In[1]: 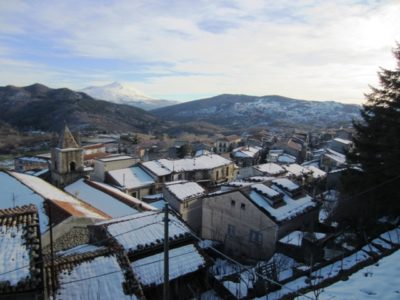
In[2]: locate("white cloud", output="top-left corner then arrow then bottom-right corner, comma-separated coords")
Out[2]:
0,0 -> 399,103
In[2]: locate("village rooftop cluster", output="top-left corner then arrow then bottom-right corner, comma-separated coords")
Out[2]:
0,125 -> 399,299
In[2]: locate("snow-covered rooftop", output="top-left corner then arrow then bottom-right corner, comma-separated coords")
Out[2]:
142,154 -> 233,176
87,181 -> 156,211
55,254 -> 137,300
10,171 -> 110,220
245,176 -> 275,182
325,148 -> 346,164
225,181 -> 254,187
98,211 -> 191,253
57,243 -> 107,257
0,206 -> 41,292
277,154 -> 297,164
232,146 -> 262,158
0,171 -> 109,233
252,183 -> 280,198
333,137 -> 353,145
98,155 -> 134,162
131,244 -> 206,286
15,156 -> 48,163
255,163 -> 285,175
306,165 -> 327,179
65,179 -> 139,218
283,164 -> 311,177
165,181 -> 205,201
279,231 -> 303,246
107,166 -> 155,189
248,182 -> 316,222
147,199 -> 166,210
272,178 -> 300,192
0,225 -> 31,286
0,171 -> 49,232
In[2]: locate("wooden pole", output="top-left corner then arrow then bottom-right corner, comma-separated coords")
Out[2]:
48,201 -> 56,300
163,203 -> 169,300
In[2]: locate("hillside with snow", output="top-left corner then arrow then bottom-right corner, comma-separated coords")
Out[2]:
302,249 -> 400,299
81,82 -> 178,110
153,94 -> 361,130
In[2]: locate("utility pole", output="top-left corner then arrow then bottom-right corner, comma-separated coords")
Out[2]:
163,203 -> 169,300
47,200 -> 56,300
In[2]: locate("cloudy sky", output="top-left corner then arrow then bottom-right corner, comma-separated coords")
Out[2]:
1,0 -> 399,103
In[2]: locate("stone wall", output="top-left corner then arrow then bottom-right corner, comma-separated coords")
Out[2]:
42,226 -> 89,255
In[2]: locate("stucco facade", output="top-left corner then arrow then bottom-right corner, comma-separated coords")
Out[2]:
202,190 -> 279,260
93,155 -> 138,182
163,183 -> 204,233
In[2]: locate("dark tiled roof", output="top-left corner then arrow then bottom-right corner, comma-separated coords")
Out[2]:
45,246 -> 143,299
0,205 -> 43,295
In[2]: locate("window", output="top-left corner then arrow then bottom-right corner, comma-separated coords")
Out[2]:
241,203 -> 246,210
69,161 -> 76,172
226,166 -> 229,176
249,230 -> 262,245
231,200 -> 236,206
183,201 -> 189,208
216,170 -> 219,180
228,224 -> 235,237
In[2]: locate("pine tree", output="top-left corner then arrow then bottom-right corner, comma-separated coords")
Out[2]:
340,44 -> 400,222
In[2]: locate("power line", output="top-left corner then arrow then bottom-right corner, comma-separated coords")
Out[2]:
0,212 -> 163,278
59,249 -> 200,286
168,218 -> 315,300
344,174 -> 400,200
3,170 -> 400,297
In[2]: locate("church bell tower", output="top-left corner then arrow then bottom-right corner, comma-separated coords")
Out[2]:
51,125 -> 84,187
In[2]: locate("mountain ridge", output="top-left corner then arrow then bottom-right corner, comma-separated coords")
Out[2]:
152,93 -> 361,130
0,83 -> 166,133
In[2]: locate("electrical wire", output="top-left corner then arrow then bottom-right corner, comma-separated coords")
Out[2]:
3,170 -> 400,298
0,211 -> 163,277
168,215 -> 315,300
60,249 -> 199,286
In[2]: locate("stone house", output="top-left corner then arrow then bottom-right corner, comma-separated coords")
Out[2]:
214,135 -> 241,154
236,162 -> 286,179
163,181 -> 206,233
231,146 -> 262,167
202,178 -> 319,260
139,154 -> 237,191
92,155 -> 138,182
105,166 -> 156,199
14,156 -> 49,173
283,137 -> 307,163
328,138 -> 353,154
320,148 -> 347,171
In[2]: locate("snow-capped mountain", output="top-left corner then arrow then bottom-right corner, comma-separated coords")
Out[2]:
81,82 -> 177,110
